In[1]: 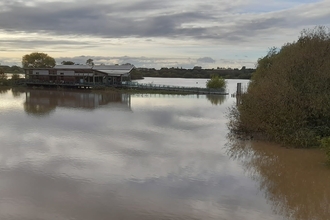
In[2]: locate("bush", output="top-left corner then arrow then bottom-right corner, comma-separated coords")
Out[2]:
0,68 -> 9,86
321,137 -> 330,162
234,26 -> 330,149
11,73 -> 20,81
0,68 -> 6,79
206,75 -> 226,89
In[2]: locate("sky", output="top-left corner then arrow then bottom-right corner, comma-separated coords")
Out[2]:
0,0 -> 329,69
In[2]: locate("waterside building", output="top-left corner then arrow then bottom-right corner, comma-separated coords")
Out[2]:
24,64 -> 134,87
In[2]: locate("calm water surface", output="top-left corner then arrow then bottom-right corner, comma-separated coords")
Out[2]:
0,78 -> 329,220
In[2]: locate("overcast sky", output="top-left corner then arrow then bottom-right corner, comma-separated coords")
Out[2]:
0,0 -> 329,69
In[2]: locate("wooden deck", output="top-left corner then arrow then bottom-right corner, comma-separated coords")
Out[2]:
25,80 -> 108,89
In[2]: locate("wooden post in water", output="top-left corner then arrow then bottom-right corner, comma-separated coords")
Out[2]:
236,83 -> 242,106
237,83 -> 242,96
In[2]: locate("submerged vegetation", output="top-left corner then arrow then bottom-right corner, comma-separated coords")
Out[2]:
230,26 -> 330,160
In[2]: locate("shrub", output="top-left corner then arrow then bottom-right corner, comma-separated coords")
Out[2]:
234,26 -> 330,149
11,73 -> 20,81
206,75 -> 226,89
0,68 -> 7,79
321,137 -> 330,162
0,68 -> 9,86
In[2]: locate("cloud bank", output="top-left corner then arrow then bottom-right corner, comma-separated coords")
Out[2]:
0,0 -> 329,68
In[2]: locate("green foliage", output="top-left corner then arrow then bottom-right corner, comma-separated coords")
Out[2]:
0,65 -> 23,73
11,73 -> 20,81
22,52 -> 56,68
0,75 -> 9,86
86,58 -> 94,66
0,69 -> 22,87
130,69 -> 144,80
61,61 -> 75,65
321,137 -> 330,161
0,69 -> 8,85
206,75 -> 226,89
235,26 -> 330,149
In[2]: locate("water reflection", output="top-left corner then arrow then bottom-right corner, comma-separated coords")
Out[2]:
206,95 -> 226,106
130,93 -> 226,107
1,87 -> 279,220
227,137 -> 330,220
11,87 -> 25,97
23,89 -> 131,116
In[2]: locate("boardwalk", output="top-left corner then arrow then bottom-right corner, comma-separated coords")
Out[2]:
121,82 -> 228,95
24,80 -> 228,95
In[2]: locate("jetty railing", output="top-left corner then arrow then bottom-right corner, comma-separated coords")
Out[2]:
121,82 -> 228,95
25,80 -> 106,88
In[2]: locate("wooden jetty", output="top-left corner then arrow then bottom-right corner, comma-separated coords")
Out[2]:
120,82 -> 228,95
24,80 -> 228,95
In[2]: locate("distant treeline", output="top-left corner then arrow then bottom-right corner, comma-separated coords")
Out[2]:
131,66 -> 255,80
0,65 -> 24,73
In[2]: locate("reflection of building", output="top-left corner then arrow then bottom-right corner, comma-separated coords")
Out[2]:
24,89 -> 131,115
24,64 -> 134,87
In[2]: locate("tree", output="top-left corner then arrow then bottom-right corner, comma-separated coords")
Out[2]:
22,52 -> 56,68
234,26 -> 330,149
86,58 -> 94,66
0,68 -> 6,79
61,61 -> 75,65
0,68 -> 8,85
206,75 -> 226,89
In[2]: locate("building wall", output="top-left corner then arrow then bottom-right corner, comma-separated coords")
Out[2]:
26,68 -> 126,85
33,70 -> 49,75
57,70 -> 75,76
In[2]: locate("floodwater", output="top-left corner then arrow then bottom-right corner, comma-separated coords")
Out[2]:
0,78 -> 329,220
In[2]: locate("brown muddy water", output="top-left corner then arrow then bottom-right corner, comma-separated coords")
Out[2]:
0,79 -> 329,220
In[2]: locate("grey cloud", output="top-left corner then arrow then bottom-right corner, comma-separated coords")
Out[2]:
1,0 -> 329,45
55,55 -> 197,68
0,1 -> 215,39
216,17 -> 288,43
1,0 -> 329,69
197,57 -> 216,63
0,39 -> 94,49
